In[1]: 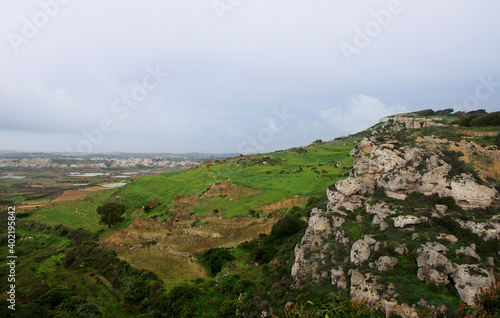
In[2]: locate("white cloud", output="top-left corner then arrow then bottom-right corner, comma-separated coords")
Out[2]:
319,94 -> 408,135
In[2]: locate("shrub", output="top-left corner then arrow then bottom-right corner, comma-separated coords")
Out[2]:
198,248 -> 235,276
159,285 -> 199,317
270,215 -> 304,241
469,112 -> 500,127
96,202 -> 126,227
144,199 -> 161,213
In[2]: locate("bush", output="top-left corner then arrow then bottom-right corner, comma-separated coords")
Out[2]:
159,285 -> 199,317
270,214 -> 304,241
96,202 -> 126,226
458,282 -> 500,317
469,111 -> 500,127
198,248 -> 235,276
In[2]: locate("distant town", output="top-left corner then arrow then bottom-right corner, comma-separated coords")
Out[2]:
0,157 -> 199,169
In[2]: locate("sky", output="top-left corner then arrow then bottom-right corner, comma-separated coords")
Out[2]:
1,1 -> 499,154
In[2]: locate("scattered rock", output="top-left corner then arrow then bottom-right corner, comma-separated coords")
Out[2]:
435,204 -> 448,214
393,215 -> 428,228
436,233 -> 458,244
394,244 -> 408,255
456,244 -> 481,261
376,256 -> 398,271
350,240 -> 371,266
331,267 -> 347,290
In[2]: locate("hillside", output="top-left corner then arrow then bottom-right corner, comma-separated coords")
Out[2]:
0,110 -> 499,317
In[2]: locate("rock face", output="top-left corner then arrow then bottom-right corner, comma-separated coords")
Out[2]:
453,264 -> 496,305
292,125 -> 500,315
291,208 -> 333,281
416,243 -> 455,285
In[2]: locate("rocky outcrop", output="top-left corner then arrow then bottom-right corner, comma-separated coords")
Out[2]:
293,130 -> 499,315
453,264 -> 496,305
378,116 -> 444,131
416,243 -> 455,285
334,137 -> 499,210
291,208 -> 333,281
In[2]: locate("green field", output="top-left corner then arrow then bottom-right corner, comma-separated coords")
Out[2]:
29,140 -> 356,229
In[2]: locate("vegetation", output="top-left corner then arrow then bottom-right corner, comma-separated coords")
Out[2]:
96,202 -> 126,227
1,109 -> 499,317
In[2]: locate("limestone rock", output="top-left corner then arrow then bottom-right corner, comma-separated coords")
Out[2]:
455,219 -> 500,241
291,208 -> 332,281
363,235 -> 377,245
416,243 -> 454,285
376,256 -> 398,271
437,233 -> 458,244
453,264 -> 496,305
456,244 -> 481,261
450,174 -> 498,210
435,204 -> 448,214
350,240 -> 371,266
393,215 -> 428,228
349,270 -> 381,303
395,244 -> 408,255
331,267 -> 347,290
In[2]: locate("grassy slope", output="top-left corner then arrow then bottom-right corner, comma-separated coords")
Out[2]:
30,140 -> 356,229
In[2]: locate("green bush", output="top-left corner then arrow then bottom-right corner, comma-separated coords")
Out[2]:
159,285 -> 199,317
96,202 -> 126,226
469,111 -> 500,127
198,248 -> 235,276
270,214 -> 304,241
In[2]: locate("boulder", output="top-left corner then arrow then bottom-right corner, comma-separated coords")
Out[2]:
416,243 -> 454,285
393,215 -> 428,228
456,244 -> 481,261
453,264 -> 496,305
331,267 -> 347,290
376,256 -> 398,271
350,240 -> 371,266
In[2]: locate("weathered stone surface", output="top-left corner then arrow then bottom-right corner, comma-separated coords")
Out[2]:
349,270 -> 381,303
291,208 -> 332,281
450,174 -> 498,209
381,300 -> 418,318
455,219 -> 500,241
363,235 -> 377,245
437,233 -> 458,244
416,243 -> 454,285
435,204 -> 448,214
367,203 -> 394,231
292,129 -> 499,317
332,216 -> 345,228
350,239 -> 371,266
331,267 -> 347,290
453,264 -> 496,305
393,215 -> 428,228
376,256 -> 398,271
456,244 -> 481,261
394,244 -> 408,255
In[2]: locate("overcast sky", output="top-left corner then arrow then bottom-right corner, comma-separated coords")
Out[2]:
1,1 -> 499,154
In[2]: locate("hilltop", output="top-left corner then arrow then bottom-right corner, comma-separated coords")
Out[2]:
0,109 -> 498,317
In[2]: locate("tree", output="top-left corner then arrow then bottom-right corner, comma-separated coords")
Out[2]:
96,202 -> 126,227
